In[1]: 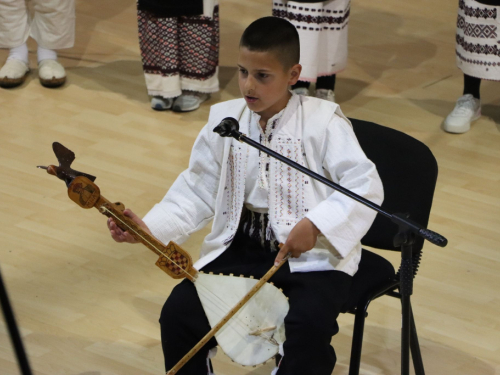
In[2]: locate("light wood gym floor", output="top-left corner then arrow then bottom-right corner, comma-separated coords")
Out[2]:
0,0 -> 499,374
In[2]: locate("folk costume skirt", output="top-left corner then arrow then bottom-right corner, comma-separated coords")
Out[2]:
137,0 -> 220,98
272,0 -> 350,82
159,212 -> 352,375
0,0 -> 75,49
456,0 -> 500,80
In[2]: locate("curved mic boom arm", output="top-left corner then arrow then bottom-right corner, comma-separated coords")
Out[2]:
213,117 -> 447,248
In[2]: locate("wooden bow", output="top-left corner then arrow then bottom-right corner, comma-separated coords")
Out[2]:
39,142 -> 289,374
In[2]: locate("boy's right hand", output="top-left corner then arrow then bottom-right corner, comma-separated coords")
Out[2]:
107,209 -> 151,244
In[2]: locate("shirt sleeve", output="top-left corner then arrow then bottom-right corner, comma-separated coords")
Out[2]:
142,119 -> 223,246
305,115 -> 384,258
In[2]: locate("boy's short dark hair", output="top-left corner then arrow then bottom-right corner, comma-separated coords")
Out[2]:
240,17 -> 300,70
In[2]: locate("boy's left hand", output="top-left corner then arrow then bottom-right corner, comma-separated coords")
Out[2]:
274,218 -> 321,266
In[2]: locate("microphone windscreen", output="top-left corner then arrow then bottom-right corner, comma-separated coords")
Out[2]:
213,117 -> 240,137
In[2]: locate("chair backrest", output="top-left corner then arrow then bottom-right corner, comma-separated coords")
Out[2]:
350,119 -> 438,253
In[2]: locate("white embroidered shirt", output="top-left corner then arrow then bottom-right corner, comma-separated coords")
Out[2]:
143,93 -> 384,275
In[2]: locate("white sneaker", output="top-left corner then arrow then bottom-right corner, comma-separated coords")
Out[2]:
151,96 -> 174,111
172,91 -> 210,112
38,59 -> 66,87
0,59 -> 30,88
443,94 -> 481,133
315,89 -> 336,102
292,87 -> 309,96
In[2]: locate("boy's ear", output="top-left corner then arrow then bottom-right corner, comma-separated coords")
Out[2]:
288,63 -> 302,86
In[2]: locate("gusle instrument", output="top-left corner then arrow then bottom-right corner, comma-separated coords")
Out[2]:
38,142 -> 290,374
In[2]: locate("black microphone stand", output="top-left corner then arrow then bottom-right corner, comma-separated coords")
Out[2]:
214,117 -> 447,375
0,266 -> 33,375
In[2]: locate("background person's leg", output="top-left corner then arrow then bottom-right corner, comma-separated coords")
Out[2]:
137,8 -> 180,109
31,0 -> 75,87
316,74 -> 336,102
444,74 -> 482,133
463,73 -> 481,99
31,0 -> 75,50
0,0 -> 30,87
0,0 -> 30,49
175,4 -> 220,112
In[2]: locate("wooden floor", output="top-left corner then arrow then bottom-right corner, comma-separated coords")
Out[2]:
1,0 -> 499,374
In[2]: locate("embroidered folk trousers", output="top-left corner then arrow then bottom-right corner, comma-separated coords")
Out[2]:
137,5 -> 220,98
159,230 -> 352,375
0,0 -> 75,49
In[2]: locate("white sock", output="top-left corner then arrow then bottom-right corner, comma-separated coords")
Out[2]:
37,46 -> 57,63
7,43 -> 29,64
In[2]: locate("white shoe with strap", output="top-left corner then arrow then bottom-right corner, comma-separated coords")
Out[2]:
0,59 -> 30,88
38,59 -> 67,88
443,94 -> 481,134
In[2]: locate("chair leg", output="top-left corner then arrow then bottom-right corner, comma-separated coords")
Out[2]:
409,304 -> 425,375
348,305 -> 368,375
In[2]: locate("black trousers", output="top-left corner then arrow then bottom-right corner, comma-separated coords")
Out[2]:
160,232 -> 352,374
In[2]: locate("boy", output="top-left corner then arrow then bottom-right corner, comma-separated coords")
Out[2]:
108,17 -> 383,375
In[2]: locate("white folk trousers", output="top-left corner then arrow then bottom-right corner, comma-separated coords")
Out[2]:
0,0 -> 75,49
273,0 -> 350,82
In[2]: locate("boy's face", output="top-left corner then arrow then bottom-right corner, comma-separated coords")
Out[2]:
238,47 -> 301,120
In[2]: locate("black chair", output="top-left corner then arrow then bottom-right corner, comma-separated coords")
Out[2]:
340,118 -> 438,375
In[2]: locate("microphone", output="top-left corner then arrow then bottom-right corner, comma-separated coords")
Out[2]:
213,117 -> 240,137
